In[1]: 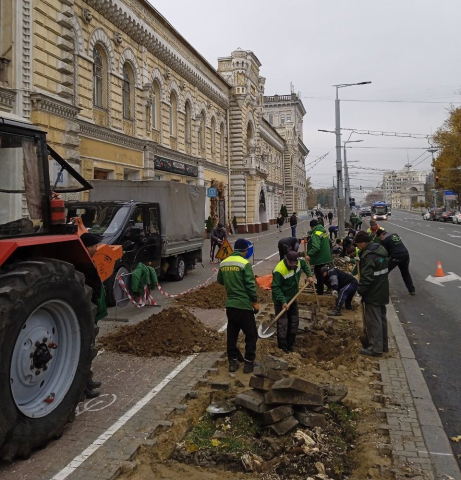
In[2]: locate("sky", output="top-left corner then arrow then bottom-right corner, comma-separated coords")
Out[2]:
150,0 -> 461,202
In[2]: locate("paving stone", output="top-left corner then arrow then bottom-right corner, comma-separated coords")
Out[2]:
235,389 -> 268,413
264,388 -> 323,407
266,415 -> 298,436
261,405 -> 294,426
294,411 -> 327,428
260,354 -> 289,371
253,365 -> 286,381
209,381 -> 231,391
323,384 -> 348,402
249,375 -> 273,391
272,377 -> 323,397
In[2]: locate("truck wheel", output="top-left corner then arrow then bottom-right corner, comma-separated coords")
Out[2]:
0,259 -> 95,461
173,256 -> 186,281
106,265 -> 130,307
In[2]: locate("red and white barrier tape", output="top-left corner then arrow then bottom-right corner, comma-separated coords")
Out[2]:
157,268 -> 218,298
116,275 -> 157,308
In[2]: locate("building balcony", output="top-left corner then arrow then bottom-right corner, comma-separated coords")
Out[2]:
244,155 -> 268,176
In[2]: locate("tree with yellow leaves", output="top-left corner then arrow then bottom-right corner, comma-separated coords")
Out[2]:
433,107 -> 461,196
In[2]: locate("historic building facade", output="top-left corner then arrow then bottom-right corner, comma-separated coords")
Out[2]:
383,169 -> 426,209
0,0 -> 308,232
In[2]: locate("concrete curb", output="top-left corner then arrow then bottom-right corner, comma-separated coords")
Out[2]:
387,300 -> 461,479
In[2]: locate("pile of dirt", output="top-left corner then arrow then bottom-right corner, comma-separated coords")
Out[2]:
175,282 -> 272,309
99,306 -> 225,357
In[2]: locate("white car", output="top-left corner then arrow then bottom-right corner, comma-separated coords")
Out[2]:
452,211 -> 461,224
422,212 -> 431,220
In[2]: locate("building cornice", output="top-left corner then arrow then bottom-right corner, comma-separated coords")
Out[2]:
259,118 -> 285,152
84,0 -> 230,110
30,92 -> 81,119
0,86 -> 17,111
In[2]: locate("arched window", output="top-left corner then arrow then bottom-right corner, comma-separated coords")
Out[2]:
169,91 -> 177,137
199,111 -> 206,151
211,117 -> 216,156
122,63 -> 134,120
185,101 -> 192,144
220,123 -> 225,160
152,80 -> 160,130
93,46 -> 106,108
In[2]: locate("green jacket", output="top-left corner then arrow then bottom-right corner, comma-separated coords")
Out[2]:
358,243 -> 389,305
131,262 -> 158,295
367,227 -> 385,244
307,225 -> 332,265
217,252 -> 257,310
272,258 -> 312,305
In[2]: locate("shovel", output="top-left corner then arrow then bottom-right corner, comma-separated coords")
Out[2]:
258,281 -> 312,339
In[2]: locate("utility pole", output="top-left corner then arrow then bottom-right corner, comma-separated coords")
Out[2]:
333,176 -> 337,216
343,138 -> 363,221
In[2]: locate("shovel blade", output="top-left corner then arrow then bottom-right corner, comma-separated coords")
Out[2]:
258,321 -> 276,339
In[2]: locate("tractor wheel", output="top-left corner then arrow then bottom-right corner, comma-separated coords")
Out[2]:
0,259 -> 96,461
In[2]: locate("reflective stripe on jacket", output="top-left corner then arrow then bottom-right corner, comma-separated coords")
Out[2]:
272,258 -> 312,305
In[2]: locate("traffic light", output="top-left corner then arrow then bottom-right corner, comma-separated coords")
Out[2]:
435,175 -> 439,183
360,186 -> 362,190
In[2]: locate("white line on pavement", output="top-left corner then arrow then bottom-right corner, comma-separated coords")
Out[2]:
52,354 -> 197,480
387,222 -> 461,250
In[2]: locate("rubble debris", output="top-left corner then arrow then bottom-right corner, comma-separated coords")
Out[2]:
265,389 -> 324,407
261,405 -> 294,426
253,364 -> 286,381
206,401 -> 236,415
272,377 -> 323,396
323,384 -> 349,403
260,354 -> 289,371
99,306 -> 224,357
267,415 -> 298,436
209,381 -> 231,391
241,452 -> 263,472
294,410 -> 327,428
249,375 -> 273,391
235,389 -> 268,413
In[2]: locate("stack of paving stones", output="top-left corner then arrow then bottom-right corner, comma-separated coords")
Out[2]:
235,355 -> 348,435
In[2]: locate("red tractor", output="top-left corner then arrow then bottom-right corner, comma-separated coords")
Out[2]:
0,113 -> 115,461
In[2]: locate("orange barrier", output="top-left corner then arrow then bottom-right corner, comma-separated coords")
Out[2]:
256,274 -> 273,290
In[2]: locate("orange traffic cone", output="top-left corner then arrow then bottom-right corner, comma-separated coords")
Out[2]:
434,261 -> 445,277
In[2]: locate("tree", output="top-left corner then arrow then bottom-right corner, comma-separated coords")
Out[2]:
433,106 -> 461,196
306,176 -> 316,208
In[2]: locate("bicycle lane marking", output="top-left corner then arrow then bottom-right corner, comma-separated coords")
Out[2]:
52,354 -> 197,480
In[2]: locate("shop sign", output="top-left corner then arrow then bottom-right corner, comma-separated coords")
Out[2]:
154,156 -> 198,177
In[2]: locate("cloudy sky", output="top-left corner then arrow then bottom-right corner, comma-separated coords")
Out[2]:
151,0 -> 461,200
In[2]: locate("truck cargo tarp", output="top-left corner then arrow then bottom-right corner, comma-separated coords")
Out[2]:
89,180 -> 205,242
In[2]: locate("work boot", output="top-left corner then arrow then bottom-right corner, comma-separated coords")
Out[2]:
87,379 -> 102,389
84,389 -> 101,399
228,359 -> 239,373
359,348 -> 382,358
409,291 -> 416,296
328,308 -> 342,317
243,361 -> 256,374
279,346 -> 290,354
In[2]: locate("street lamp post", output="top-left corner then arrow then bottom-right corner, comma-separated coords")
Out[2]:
343,139 -> 363,220
333,82 -> 371,236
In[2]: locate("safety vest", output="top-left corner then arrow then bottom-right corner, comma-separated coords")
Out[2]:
273,259 -> 301,279
220,254 -> 249,269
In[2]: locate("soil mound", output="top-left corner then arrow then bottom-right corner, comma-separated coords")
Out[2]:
175,282 -> 272,309
99,306 -> 225,357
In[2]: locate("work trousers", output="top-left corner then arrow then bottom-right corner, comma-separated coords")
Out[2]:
328,217 -> 333,225
329,230 -> 338,240
363,303 -> 388,354
388,255 -> 415,293
291,226 -> 297,237
337,282 -> 358,310
275,301 -> 299,350
226,307 -> 257,362
210,241 -> 219,261
314,264 -> 326,295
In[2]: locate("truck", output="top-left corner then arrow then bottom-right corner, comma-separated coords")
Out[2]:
0,113 -> 117,460
371,201 -> 389,220
66,180 -> 205,306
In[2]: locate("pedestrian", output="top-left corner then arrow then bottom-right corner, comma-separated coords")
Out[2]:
272,251 -> 314,353
278,236 -> 300,261
80,232 -> 105,399
377,230 -> 415,295
307,219 -> 332,296
321,266 -> 358,316
328,224 -> 338,240
317,215 -> 325,226
355,214 -> 363,231
210,222 -> 226,263
276,213 -> 284,233
217,238 -> 259,373
354,231 -> 389,357
367,220 -> 385,243
349,212 -> 356,229
327,211 -> 333,225
290,212 -> 298,237
311,210 -> 315,218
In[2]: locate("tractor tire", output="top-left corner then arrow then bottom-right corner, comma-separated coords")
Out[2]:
0,258 -> 96,461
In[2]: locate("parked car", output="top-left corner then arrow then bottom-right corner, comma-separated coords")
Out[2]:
432,208 -> 446,221
452,212 -> 461,224
441,210 -> 455,222
422,211 -> 431,220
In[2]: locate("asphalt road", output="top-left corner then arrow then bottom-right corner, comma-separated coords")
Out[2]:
379,210 -> 461,464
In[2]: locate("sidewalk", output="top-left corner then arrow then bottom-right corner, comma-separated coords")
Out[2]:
376,301 -> 461,480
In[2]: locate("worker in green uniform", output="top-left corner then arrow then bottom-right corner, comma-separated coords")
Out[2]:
217,238 -> 259,373
367,220 -> 385,243
307,219 -> 332,295
272,251 -> 314,353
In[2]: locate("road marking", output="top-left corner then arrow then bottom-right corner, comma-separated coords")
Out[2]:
425,272 -> 461,287
76,394 -> 118,417
386,222 -> 461,250
52,355 -> 197,480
